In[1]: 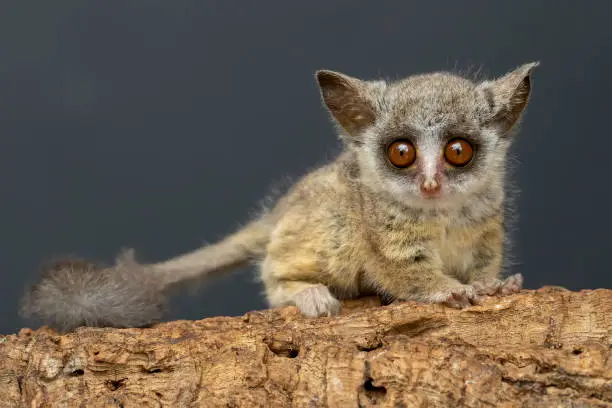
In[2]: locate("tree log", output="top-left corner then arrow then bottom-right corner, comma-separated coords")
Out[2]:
0,287 -> 610,407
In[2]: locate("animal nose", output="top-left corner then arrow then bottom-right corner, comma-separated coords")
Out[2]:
420,178 -> 441,196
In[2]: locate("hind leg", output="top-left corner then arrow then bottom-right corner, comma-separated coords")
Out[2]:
260,256 -> 341,318
268,280 -> 341,317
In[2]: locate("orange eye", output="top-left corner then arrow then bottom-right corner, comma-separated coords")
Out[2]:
444,138 -> 473,167
387,140 -> 416,168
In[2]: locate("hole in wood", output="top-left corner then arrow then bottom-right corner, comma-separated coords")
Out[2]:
105,378 -> 127,391
363,378 -> 387,395
357,341 -> 383,352
359,377 -> 388,405
70,369 -> 84,376
265,339 -> 300,358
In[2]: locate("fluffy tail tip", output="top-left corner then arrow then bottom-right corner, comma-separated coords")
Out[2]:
20,249 -> 168,333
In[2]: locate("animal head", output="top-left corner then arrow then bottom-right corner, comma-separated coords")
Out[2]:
316,62 -> 538,210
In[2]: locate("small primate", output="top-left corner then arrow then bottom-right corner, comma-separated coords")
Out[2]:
22,62 -> 538,332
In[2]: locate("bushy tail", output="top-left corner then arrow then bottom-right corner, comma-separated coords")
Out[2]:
20,218 -> 273,332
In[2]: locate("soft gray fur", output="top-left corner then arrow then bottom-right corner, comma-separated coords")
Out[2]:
20,251 -> 166,331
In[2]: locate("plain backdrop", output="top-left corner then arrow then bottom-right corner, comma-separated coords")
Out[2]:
1,1 -> 610,334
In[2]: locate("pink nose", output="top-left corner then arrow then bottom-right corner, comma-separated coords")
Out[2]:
420,178 -> 441,197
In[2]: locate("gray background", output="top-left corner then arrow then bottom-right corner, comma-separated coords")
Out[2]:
1,1 -> 610,334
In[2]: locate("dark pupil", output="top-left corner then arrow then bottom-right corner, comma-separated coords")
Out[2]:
451,142 -> 462,156
398,145 -> 409,155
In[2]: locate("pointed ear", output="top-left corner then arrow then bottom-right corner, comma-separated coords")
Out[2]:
315,70 -> 379,137
478,62 -> 539,135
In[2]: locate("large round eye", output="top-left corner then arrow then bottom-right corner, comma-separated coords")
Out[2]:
387,140 -> 416,168
444,138 -> 473,167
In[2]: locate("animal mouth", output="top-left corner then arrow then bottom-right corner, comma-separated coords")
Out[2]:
421,191 -> 442,199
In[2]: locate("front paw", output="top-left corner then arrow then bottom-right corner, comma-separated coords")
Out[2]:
428,284 -> 480,309
472,273 -> 523,297
498,273 -> 523,295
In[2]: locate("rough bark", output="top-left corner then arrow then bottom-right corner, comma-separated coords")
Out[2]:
0,287 -> 610,407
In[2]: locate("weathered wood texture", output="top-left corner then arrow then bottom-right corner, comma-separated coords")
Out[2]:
0,287 -> 610,407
